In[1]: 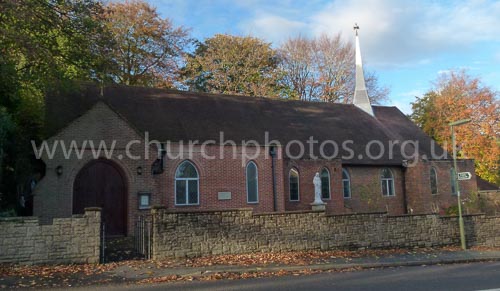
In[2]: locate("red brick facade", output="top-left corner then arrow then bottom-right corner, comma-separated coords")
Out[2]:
342,166 -> 407,215
160,146 -> 285,214
404,159 -> 477,214
33,102 -> 478,236
283,159 -> 344,213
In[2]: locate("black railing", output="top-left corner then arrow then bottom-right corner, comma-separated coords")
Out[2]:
134,215 -> 152,259
100,222 -> 106,263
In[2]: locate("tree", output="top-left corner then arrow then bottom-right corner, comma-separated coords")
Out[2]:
410,70 -> 500,184
0,0 -> 112,212
103,0 -> 191,87
279,33 -> 388,103
1,0 -> 113,85
182,34 -> 284,97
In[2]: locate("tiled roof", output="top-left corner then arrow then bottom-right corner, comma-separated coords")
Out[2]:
45,82 -> 443,166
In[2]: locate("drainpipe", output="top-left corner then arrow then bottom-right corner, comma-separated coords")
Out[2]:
401,160 -> 409,214
270,146 -> 277,212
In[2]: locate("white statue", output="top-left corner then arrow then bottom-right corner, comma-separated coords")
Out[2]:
312,172 -> 324,205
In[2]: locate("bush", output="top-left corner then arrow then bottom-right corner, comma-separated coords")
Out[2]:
445,205 -> 459,216
0,208 -> 17,217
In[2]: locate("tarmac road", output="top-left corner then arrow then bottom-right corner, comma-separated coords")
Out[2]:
76,261 -> 500,291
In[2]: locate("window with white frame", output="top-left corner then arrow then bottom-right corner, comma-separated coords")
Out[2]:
320,168 -> 331,199
175,160 -> 199,205
289,168 -> 300,201
430,167 -> 438,195
246,161 -> 258,203
381,168 -> 395,196
342,168 -> 351,198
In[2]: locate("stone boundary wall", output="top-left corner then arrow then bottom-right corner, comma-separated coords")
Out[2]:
0,208 -> 101,265
151,208 -> 500,259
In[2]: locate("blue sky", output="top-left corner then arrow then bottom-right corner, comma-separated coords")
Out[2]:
149,0 -> 500,114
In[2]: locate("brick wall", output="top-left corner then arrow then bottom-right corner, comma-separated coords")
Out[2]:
343,166 -> 406,215
161,145 -> 285,213
0,208 -> 101,265
283,159 -> 343,213
405,159 -> 477,214
151,208 -> 500,259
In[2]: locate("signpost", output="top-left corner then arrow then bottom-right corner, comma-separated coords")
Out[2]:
457,172 -> 472,181
450,118 -> 471,250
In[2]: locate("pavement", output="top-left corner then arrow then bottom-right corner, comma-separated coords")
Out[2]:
2,248 -> 500,289
109,249 -> 500,280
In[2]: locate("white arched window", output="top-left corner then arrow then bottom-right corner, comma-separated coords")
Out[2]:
289,168 -> 300,201
175,161 -> 199,205
342,168 -> 351,199
320,168 -> 331,200
381,168 -> 395,196
246,161 -> 258,203
430,167 -> 438,195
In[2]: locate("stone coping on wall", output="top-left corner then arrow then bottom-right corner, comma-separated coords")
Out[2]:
256,211 -> 390,217
0,208 -> 102,225
148,207 -> 497,219
254,210 -> 324,216
326,211 -> 387,217
0,216 -> 39,222
152,207 -> 254,214
437,213 -> 488,219
84,207 -> 102,212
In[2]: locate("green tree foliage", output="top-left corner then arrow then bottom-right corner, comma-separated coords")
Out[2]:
0,0 -> 113,211
410,70 -> 500,184
410,91 -> 440,142
1,0 -> 114,85
182,34 -> 284,97
102,0 -> 191,87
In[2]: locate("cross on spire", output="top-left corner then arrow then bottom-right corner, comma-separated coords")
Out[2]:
353,23 -> 359,36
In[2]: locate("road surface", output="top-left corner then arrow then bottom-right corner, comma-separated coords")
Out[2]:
76,261 -> 500,291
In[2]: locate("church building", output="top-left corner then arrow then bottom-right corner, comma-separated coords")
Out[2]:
33,29 -> 477,236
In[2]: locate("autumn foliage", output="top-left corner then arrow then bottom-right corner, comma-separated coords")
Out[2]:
279,34 -> 388,103
411,70 -> 500,184
103,0 -> 192,87
182,34 -> 283,97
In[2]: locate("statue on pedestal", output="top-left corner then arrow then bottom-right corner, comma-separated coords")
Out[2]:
311,172 -> 326,211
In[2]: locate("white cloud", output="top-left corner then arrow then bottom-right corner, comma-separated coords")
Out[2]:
437,69 -> 451,75
308,0 -> 500,68
236,0 -> 500,68
238,14 -> 307,44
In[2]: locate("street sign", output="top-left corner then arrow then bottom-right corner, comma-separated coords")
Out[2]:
457,172 -> 472,180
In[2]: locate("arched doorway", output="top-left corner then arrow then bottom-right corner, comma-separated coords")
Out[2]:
73,159 -> 127,236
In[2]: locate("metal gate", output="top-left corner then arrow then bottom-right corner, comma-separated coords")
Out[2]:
134,215 -> 152,259
100,221 -> 106,263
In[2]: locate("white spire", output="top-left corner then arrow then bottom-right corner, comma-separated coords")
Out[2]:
352,23 -> 374,116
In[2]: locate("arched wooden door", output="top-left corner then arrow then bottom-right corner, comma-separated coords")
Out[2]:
73,159 -> 127,236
